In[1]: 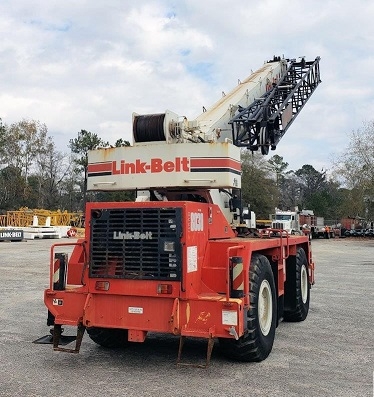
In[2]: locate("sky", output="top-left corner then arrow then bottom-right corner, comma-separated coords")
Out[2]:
1,0 -> 374,173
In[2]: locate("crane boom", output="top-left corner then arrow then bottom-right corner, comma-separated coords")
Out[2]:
193,58 -> 288,142
230,57 -> 321,154
87,55 -> 321,193
130,56 -> 320,152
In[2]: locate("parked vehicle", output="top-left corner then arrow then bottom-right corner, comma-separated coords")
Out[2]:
270,208 -> 334,239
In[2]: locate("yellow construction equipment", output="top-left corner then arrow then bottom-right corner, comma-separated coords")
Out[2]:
1,208 -> 84,228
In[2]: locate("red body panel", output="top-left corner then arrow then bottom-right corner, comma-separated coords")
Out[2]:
44,201 -> 314,341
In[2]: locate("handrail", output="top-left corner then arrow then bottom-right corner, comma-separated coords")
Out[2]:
226,245 -> 245,302
49,241 -> 87,290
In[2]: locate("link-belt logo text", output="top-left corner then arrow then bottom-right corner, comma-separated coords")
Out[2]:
112,157 -> 189,175
113,231 -> 153,240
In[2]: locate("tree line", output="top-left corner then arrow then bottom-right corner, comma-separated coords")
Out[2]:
0,119 -> 132,213
0,118 -> 373,222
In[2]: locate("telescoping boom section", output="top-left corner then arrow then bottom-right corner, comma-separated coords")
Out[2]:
230,57 -> 321,154
39,55 -> 319,366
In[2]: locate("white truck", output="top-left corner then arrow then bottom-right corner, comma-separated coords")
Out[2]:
271,208 -> 334,239
271,207 -> 306,236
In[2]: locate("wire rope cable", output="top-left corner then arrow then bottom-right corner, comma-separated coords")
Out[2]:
133,113 -> 166,142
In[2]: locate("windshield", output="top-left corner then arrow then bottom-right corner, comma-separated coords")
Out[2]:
275,215 -> 292,221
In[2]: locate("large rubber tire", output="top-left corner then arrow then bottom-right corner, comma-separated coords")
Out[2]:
219,254 -> 277,362
284,247 -> 310,322
87,327 -> 129,348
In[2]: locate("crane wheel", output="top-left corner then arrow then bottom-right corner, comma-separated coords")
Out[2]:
87,327 -> 129,348
284,247 -> 310,322
219,253 -> 276,362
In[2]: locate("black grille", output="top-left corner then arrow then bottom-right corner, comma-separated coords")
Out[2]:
89,207 -> 182,280
273,222 -> 284,229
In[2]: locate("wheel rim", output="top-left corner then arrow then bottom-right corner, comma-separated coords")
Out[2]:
258,279 -> 273,336
301,265 -> 308,304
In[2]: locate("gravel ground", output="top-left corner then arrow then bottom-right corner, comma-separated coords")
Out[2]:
0,237 -> 373,397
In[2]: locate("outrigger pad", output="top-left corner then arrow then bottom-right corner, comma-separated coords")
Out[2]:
33,334 -> 77,346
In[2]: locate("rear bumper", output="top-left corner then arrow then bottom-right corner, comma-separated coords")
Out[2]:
44,289 -> 246,340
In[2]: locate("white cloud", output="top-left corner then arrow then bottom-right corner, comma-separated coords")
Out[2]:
0,0 -> 373,170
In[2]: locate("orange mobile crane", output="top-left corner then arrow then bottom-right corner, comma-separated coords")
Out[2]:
36,56 -> 321,366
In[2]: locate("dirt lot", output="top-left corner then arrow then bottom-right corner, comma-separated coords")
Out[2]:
0,237 -> 373,397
